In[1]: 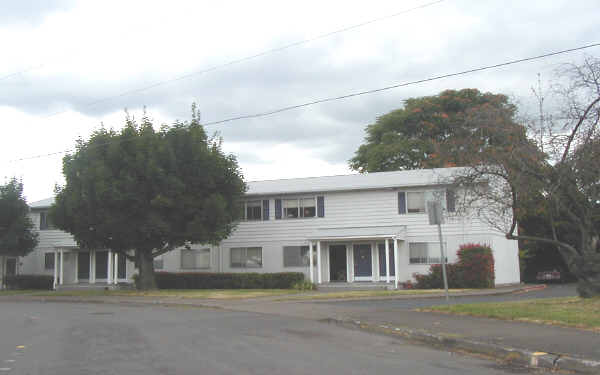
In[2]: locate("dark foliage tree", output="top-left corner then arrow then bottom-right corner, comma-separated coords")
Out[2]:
349,89 -> 527,172
50,108 -> 246,289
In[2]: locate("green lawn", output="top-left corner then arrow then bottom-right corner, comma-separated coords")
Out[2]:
277,289 -> 474,301
424,297 -> 600,331
0,289 -> 300,300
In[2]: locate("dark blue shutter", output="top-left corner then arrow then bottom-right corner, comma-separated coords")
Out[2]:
275,199 -> 282,220
398,192 -> 406,214
446,189 -> 456,213
262,199 -> 270,220
317,196 -> 325,217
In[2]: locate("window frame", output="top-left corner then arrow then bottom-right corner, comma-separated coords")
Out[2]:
230,247 -> 263,268
283,246 -> 310,267
408,242 -> 447,265
39,211 -> 56,230
282,196 -> 316,219
244,200 -> 263,221
153,256 -> 164,270
180,248 -> 211,269
406,191 -> 426,214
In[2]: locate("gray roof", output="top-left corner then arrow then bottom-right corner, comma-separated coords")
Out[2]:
28,168 -> 464,207
246,167 -> 463,196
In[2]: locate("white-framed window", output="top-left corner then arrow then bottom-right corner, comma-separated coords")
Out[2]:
153,256 -> 164,270
283,197 -> 316,219
230,247 -> 262,268
181,248 -> 211,269
44,252 -> 55,270
283,246 -> 310,267
406,192 -> 426,213
245,200 -> 262,221
409,242 -> 446,264
39,211 -> 56,230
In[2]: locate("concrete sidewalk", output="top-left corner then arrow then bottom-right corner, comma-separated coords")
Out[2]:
2,289 -> 598,373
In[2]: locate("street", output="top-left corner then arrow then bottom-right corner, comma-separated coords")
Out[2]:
0,301 -> 535,375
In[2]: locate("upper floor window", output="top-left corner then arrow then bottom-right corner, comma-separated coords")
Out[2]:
240,200 -> 269,221
398,190 -> 455,215
283,197 -> 316,219
406,192 -> 426,213
39,211 -> 56,230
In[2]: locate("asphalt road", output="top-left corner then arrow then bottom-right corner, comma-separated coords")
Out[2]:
0,301 -> 537,375
321,283 -> 578,309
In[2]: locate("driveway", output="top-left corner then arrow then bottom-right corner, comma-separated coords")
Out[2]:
0,301 -> 532,375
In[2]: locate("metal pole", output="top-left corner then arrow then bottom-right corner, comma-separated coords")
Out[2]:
437,223 -> 449,302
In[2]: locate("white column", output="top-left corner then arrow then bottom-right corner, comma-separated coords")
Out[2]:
59,249 -> 64,285
114,252 -> 119,284
90,250 -> 95,284
385,239 -> 390,283
316,241 -> 322,284
309,242 -> 314,283
53,250 -> 58,289
393,238 -> 399,289
107,250 -> 113,284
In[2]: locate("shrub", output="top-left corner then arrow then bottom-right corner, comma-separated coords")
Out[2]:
414,243 -> 495,289
155,272 -> 304,289
292,280 -> 317,291
3,275 -> 54,290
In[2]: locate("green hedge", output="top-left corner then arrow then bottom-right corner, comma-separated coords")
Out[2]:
414,243 -> 495,289
3,275 -> 54,290
155,272 -> 305,289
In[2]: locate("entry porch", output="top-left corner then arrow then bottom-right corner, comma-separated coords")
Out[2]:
307,225 -> 407,288
52,247 -> 131,289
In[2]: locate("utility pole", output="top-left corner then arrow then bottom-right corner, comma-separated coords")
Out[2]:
427,201 -> 449,302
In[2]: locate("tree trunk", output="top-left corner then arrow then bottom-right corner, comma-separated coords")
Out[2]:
574,252 -> 600,298
136,250 -> 157,290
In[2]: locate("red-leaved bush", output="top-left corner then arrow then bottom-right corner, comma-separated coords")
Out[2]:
413,243 -> 495,289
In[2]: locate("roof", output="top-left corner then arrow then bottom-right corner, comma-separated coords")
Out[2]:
246,167 -> 464,196
28,167 -> 465,207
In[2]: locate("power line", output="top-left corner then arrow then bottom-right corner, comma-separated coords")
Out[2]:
3,0 -> 446,108
7,42 -> 599,164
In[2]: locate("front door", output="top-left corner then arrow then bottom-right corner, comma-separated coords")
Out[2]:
353,244 -> 372,280
5,258 -> 17,277
78,251 -> 90,280
329,245 -> 347,281
96,251 -> 108,279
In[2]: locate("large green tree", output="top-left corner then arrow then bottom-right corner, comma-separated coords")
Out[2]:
350,89 -> 526,172
50,109 -> 247,289
0,179 -> 38,285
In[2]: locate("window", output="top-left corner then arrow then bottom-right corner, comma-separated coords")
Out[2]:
39,211 -> 55,230
406,192 -> 426,213
246,200 -> 262,221
181,248 -> 211,269
44,252 -> 55,270
409,242 -> 446,264
283,246 -> 309,267
230,247 -> 262,268
153,256 -> 164,270
283,197 -> 316,219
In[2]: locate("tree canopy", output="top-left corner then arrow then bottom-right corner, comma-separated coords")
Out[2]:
50,109 -> 247,289
0,178 -> 38,257
452,57 -> 600,297
349,88 -> 527,172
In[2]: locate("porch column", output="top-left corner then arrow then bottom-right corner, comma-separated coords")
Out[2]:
107,250 -> 113,284
74,252 -> 79,283
316,241 -> 322,284
308,242 -> 314,283
59,249 -> 64,285
90,250 -> 96,284
393,238 -> 399,289
385,238 -> 390,283
113,252 -> 119,284
53,250 -> 58,289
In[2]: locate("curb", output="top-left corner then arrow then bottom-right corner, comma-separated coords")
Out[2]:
322,317 -> 600,374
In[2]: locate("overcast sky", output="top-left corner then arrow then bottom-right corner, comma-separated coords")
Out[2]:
1,0 -> 599,202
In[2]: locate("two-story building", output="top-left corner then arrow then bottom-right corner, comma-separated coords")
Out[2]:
19,168 -> 521,288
